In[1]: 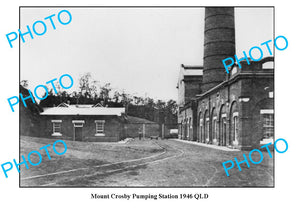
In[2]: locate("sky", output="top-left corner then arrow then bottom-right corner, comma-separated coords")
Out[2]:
20,7 -> 273,102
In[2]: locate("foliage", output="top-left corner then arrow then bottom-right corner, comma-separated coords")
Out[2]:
26,72 -> 178,123
20,85 -> 43,136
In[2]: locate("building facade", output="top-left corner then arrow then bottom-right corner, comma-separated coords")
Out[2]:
39,103 -> 126,142
177,7 -> 274,150
177,64 -> 203,140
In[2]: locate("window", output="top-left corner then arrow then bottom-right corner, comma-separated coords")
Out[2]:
233,116 -> 238,141
53,123 -> 61,133
189,118 -> 192,140
72,120 -> 85,127
199,118 -> 203,143
51,120 -> 62,136
220,116 -> 226,146
262,61 -> 274,69
200,125 -> 202,142
95,120 -> 105,136
74,123 -> 83,127
206,120 -> 209,142
181,121 -> 183,138
186,119 -> 189,138
213,119 -> 217,140
263,114 -> 274,139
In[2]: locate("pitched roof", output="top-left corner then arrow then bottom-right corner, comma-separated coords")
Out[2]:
40,104 -> 125,116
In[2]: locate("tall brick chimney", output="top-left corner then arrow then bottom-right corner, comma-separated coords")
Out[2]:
202,7 -> 236,92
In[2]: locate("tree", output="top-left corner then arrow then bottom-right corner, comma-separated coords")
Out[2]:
99,83 -> 112,104
20,85 -> 43,136
113,91 -> 121,103
36,71 -> 178,124
166,99 -> 178,115
156,100 -> 166,109
20,80 -> 29,88
79,72 -> 94,98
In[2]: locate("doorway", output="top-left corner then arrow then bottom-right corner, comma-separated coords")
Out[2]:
74,127 -> 83,141
72,120 -> 85,141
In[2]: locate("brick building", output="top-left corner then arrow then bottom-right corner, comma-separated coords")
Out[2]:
177,64 -> 203,140
177,7 -> 274,150
39,103 -> 126,142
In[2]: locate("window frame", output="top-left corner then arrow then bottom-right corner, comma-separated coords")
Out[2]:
213,118 -> 217,141
262,114 -> 274,139
205,118 -> 209,142
186,119 -> 189,138
199,118 -> 203,143
51,120 -> 62,136
260,110 -> 274,144
95,120 -> 105,136
233,116 -> 237,142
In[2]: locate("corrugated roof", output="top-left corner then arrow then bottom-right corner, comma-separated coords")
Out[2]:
40,105 -> 125,116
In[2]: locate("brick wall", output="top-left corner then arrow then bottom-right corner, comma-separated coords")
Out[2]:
194,70 -> 273,150
39,115 -> 124,142
178,101 -> 197,141
184,77 -> 202,104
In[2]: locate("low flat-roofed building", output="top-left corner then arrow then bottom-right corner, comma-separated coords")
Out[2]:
39,103 -> 126,142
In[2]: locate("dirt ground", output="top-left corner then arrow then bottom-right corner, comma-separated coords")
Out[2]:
20,136 -> 274,187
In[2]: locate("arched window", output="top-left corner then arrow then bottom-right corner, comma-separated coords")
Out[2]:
182,120 -> 185,140
211,108 -> 217,144
233,116 -> 237,141
230,101 -> 239,146
186,118 -> 189,140
198,112 -> 202,143
204,110 -> 209,143
188,117 -> 192,140
219,105 -> 227,146
180,121 -> 183,139
262,61 -> 274,69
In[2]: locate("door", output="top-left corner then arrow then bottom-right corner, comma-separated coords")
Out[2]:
74,127 -> 83,141
72,120 -> 85,141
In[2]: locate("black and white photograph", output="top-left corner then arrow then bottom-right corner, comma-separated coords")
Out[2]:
2,0 -> 300,212
19,7 -> 274,187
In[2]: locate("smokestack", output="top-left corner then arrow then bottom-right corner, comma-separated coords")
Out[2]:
202,7 -> 235,92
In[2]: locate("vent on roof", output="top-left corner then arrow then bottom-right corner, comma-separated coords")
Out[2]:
92,103 -> 104,107
57,102 -> 69,107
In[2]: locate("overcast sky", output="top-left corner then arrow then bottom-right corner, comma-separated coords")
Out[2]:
20,7 -> 273,101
